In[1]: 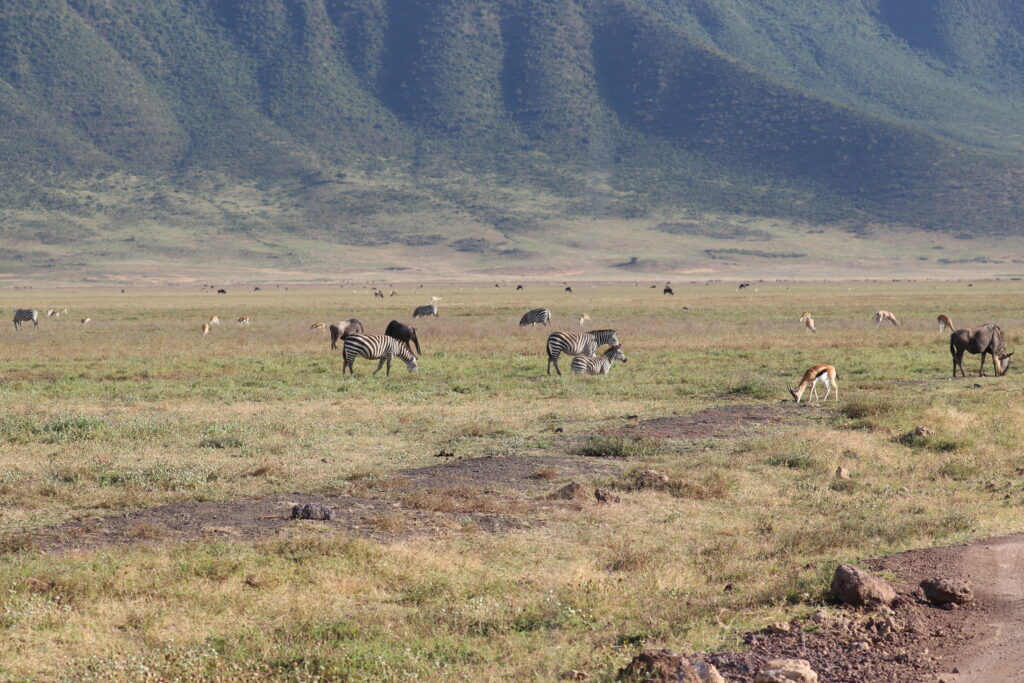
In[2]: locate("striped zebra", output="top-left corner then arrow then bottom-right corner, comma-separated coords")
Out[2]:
571,346 -> 627,375
519,308 -> 551,327
342,334 -> 418,376
413,304 -> 438,318
13,309 -> 38,330
546,329 -> 619,376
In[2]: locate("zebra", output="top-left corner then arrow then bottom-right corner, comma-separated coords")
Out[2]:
519,308 -> 551,327
571,345 -> 627,375
13,309 -> 38,330
329,319 -> 364,350
546,329 -> 619,376
342,334 -> 418,376
413,304 -> 438,318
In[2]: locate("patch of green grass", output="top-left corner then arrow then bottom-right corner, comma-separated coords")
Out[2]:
576,435 -> 665,458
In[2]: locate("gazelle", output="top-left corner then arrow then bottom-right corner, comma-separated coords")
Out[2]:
201,322 -> 210,335
937,314 -> 954,333
208,316 -> 220,326
431,295 -> 443,303
237,316 -> 250,326
799,312 -> 816,334
579,313 -> 591,327
80,318 -> 90,325
310,322 -> 326,332
789,364 -> 838,403
872,311 -> 900,328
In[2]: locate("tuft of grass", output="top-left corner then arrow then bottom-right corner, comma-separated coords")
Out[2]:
766,453 -> 817,469
726,376 -> 777,400
938,457 -> 980,481
576,435 -> 665,458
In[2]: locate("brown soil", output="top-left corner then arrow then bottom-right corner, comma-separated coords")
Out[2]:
621,403 -> 804,440
28,455 -> 621,554
697,532 -> 1024,682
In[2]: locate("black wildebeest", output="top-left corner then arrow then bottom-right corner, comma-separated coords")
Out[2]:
329,319 -> 364,350
950,324 -> 1014,377
385,320 -> 421,355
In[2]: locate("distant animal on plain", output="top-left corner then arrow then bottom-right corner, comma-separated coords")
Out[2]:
516,285 -> 524,290
431,296 -> 442,303
311,322 -> 326,332
664,283 -> 674,295
237,316 -> 250,326
546,329 -> 619,376
253,286 -> 261,291
374,290 -> 385,299
950,325 -> 1013,377
80,318 -> 90,325
385,320 -> 421,355
873,310 -> 900,328
565,286 -> 573,293
208,316 -> 220,326
519,308 -> 552,327
495,283 -> 500,288
799,312 -> 816,334
390,290 -> 398,297
217,289 -> 227,294
202,322 -> 210,335
413,304 -> 438,318
47,308 -> 67,318
789,364 -> 838,403
13,309 -> 38,330
329,319 -> 364,350
342,334 -> 418,376
738,282 -> 751,290
937,314 -> 954,333
579,313 -> 591,327
571,345 -> 627,375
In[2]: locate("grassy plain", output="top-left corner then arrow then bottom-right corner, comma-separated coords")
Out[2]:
2,281 -> 1024,680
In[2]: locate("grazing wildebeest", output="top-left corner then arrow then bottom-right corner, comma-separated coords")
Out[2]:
664,283 -> 674,295
738,282 -> 751,290
516,285 -> 524,290
217,289 -> 227,294
385,320 -> 422,355
565,286 -> 573,293
950,325 -> 1013,377
330,319 -> 364,350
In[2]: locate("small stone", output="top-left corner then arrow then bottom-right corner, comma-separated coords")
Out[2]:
768,622 -> 791,635
754,658 -> 818,683
835,466 -> 850,479
617,649 -> 700,682
694,661 -> 726,683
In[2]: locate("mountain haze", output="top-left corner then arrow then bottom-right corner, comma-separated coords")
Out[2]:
2,0 -> 1024,281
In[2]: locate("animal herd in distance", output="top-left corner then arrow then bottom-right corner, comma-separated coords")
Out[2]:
9,298 -> 1016,389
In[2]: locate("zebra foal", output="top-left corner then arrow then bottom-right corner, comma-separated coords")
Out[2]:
342,334 -> 418,376
13,309 -> 38,330
519,308 -> 551,327
546,329 -> 619,376
571,346 -> 627,375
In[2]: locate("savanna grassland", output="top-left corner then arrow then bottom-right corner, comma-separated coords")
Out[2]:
2,280 -> 1024,681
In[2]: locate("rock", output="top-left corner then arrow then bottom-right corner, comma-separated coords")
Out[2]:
636,469 -> 669,488
835,466 -> 850,479
560,671 -> 589,681
618,649 -> 699,682
290,503 -> 333,520
830,564 -> 896,608
767,622 -> 791,634
552,482 -> 586,500
754,658 -> 818,683
694,662 -> 725,683
921,578 -> 973,607
595,488 -> 620,504
914,425 -> 935,437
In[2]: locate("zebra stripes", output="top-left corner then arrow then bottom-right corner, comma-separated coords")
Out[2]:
342,334 -> 418,375
13,309 -> 38,330
546,329 -> 619,375
413,304 -> 438,318
571,345 -> 627,375
519,308 -> 551,327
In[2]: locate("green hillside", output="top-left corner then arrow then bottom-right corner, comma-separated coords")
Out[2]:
1,0 -> 1023,281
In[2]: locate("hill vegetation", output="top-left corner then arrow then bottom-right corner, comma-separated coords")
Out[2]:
2,0 -> 1024,280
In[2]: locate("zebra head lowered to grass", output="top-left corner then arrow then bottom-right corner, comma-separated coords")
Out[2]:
571,345 -> 627,375
342,334 -> 418,376
413,304 -> 438,318
546,329 -> 619,376
13,309 -> 38,330
519,308 -> 551,327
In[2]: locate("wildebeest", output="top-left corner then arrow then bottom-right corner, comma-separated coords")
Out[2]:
217,289 -> 227,294
330,319 -> 364,350
516,285 -> 524,290
565,286 -> 573,293
950,324 -> 1013,377
738,282 -> 751,290
385,320 -> 421,355
664,283 -> 674,295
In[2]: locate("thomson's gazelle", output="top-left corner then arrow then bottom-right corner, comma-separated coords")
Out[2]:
789,364 -> 838,403
937,314 -> 954,333
799,312 -> 816,334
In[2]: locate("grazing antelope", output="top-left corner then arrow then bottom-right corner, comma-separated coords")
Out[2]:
789,364 -> 838,403
872,311 -> 900,328
208,316 -> 220,326
311,322 -> 326,332
80,318 -> 90,325
937,314 -> 954,333
237,316 -> 250,326
571,345 -> 627,375
799,312 -> 816,334
951,325 -> 1013,377
431,296 -> 443,303
47,308 -> 67,318
201,322 -> 210,335
13,309 -> 38,330
579,313 -> 591,327
519,308 -> 552,327
390,290 -> 398,297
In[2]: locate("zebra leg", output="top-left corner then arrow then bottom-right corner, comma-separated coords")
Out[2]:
386,357 -> 393,376
373,357 -> 387,375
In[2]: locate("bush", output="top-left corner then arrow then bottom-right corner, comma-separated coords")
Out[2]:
576,435 -> 664,458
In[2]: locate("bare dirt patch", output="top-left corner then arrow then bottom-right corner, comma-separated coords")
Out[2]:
25,455 -> 621,554
621,403 -> 804,440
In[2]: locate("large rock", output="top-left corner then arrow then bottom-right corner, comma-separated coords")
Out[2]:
921,578 -> 974,607
830,564 -> 896,608
617,650 -> 723,682
754,659 -> 818,683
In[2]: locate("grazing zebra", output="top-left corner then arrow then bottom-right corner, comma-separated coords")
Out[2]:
329,319 -> 364,350
237,316 -> 250,326
13,309 -> 38,330
546,329 -> 619,376
519,308 -> 552,327
571,346 -> 627,375
342,334 -> 418,375
413,304 -> 438,318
